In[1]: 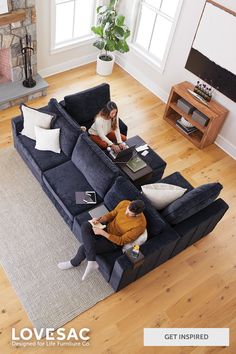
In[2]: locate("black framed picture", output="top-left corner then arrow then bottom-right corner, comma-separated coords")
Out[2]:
185,0 -> 236,102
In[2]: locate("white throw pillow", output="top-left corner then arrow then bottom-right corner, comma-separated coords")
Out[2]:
141,183 -> 187,210
122,229 -> 148,253
35,126 -> 61,154
21,105 -> 54,140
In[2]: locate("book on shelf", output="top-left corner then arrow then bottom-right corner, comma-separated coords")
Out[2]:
176,122 -> 197,135
176,118 -> 198,135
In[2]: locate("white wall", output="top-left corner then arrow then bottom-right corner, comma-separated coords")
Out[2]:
35,0 -> 97,77
117,0 -> 236,159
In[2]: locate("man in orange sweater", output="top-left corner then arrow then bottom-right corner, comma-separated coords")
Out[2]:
58,200 -> 146,280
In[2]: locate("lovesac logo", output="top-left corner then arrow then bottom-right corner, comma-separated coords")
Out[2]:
11,327 -> 90,348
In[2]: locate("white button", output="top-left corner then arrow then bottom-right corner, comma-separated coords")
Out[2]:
144,328 -> 229,346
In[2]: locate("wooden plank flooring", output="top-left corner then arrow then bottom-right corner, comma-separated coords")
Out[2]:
0,63 -> 235,354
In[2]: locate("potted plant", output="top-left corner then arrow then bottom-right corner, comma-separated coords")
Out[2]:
91,0 -> 130,76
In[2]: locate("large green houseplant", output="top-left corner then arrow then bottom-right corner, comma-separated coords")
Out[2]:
91,0 -> 131,76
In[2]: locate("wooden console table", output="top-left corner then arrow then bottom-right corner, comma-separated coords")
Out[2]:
163,81 -> 228,149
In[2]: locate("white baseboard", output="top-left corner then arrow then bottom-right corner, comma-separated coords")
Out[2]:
38,53 -> 97,78
215,135 -> 236,160
116,54 -> 169,103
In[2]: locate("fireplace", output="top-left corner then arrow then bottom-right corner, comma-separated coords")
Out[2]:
0,0 -> 48,110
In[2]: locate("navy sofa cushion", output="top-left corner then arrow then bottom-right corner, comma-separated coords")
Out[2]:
73,211 -> 92,242
104,176 -> 165,238
71,134 -> 120,198
96,250 -> 124,282
17,135 -> 69,180
64,83 -> 110,126
48,98 -> 82,157
43,161 -> 103,224
162,182 -> 223,225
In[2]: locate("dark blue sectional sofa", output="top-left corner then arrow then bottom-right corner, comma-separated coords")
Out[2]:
12,83 -> 229,291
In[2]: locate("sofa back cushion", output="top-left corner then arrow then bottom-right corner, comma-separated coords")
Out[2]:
104,176 -> 165,238
71,134 -> 120,198
48,98 -> 82,157
64,83 -> 110,126
161,182 -> 223,225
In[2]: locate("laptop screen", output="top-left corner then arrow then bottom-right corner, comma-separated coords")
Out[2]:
116,145 -> 136,160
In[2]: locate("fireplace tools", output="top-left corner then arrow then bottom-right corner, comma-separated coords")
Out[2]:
20,34 -> 36,88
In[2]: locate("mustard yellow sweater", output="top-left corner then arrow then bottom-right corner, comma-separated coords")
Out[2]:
102,200 -> 147,246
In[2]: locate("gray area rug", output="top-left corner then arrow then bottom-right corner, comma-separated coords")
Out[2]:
0,147 -> 114,331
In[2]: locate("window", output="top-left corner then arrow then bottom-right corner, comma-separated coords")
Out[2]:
133,0 -> 183,71
52,0 -> 99,51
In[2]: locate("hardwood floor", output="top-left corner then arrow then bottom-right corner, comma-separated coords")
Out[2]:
0,63 -> 236,354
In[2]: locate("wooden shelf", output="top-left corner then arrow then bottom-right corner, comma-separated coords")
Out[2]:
163,81 -> 228,149
169,102 -> 206,133
165,112 -> 203,148
0,10 -> 26,26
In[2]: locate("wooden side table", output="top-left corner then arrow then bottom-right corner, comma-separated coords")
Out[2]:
163,81 -> 228,149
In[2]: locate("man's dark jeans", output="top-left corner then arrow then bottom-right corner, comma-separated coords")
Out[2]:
70,222 -> 120,266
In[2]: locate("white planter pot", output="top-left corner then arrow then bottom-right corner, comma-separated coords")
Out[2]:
96,53 -> 115,76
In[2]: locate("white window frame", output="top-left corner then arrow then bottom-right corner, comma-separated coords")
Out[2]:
51,0 -> 103,54
131,0 -> 183,73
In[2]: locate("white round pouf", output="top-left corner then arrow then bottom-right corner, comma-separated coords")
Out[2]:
96,53 -> 115,76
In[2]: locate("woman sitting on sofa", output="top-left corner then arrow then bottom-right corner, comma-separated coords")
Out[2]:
88,101 -> 127,153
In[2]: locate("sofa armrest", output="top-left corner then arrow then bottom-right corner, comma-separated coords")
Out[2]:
109,225 -> 179,291
60,100 -> 66,108
171,198 -> 229,257
119,118 -> 128,136
157,171 -> 194,191
141,224 -> 179,262
12,115 -> 23,137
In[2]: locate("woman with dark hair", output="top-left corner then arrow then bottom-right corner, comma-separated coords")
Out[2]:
88,101 -> 127,153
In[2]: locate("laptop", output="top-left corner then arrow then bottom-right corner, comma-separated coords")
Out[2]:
126,155 -> 147,172
109,145 -> 136,163
89,204 -> 109,218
